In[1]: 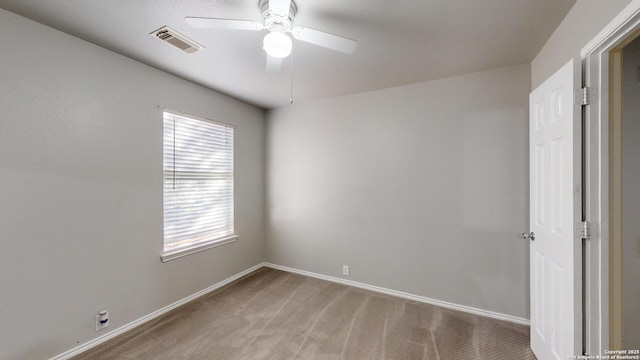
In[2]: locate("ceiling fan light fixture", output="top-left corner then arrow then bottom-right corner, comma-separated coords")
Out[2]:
263,31 -> 292,58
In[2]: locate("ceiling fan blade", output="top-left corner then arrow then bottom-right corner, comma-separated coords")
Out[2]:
291,26 -> 357,54
269,0 -> 291,16
265,55 -> 282,74
185,17 -> 264,31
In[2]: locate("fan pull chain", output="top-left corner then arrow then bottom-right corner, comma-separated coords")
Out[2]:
289,49 -> 294,104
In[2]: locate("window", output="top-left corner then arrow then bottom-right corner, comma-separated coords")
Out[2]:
162,110 -> 235,262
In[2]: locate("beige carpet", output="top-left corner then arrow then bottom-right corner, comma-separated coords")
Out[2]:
71,268 -> 536,360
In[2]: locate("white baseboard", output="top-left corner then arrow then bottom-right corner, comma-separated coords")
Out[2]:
264,263 -> 530,326
50,262 -> 267,360
52,261 -> 529,359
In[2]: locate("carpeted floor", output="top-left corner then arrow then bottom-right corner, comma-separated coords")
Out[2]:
71,267 -> 537,360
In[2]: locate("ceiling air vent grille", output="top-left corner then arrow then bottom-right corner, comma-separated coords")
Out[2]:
151,26 -> 203,54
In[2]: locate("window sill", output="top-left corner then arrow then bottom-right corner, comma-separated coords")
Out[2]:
161,235 -> 238,262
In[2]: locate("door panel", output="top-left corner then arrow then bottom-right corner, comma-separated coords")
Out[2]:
529,59 -> 582,360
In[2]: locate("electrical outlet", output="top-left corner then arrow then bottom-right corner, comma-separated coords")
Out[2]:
342,265 -> 350,276
96,310 -> 109,331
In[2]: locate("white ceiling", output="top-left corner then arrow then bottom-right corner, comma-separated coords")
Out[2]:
0,0 -> 575,109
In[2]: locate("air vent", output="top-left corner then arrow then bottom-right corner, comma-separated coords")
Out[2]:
150,26 -> 203,54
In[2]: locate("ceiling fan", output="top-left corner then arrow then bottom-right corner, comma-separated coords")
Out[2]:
185,0 -> 358,73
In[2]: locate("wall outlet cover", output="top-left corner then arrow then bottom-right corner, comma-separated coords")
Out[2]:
342,265 -> 350,276
96,313 -> 109,331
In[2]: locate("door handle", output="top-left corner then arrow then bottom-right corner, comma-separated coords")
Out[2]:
522,232 -> 535,241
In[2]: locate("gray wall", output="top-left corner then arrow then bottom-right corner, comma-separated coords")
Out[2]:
266,64 -> 531,319
531,0 -> 633,89
0,9 -> 265,359
622,39 -> 640,349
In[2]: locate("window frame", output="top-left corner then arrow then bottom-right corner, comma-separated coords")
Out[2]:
161,110 -> 237,262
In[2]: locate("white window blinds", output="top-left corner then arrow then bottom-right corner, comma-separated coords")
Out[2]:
163,111 -> 234,252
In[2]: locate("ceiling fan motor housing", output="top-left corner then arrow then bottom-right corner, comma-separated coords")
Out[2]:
259,0 -> 297,32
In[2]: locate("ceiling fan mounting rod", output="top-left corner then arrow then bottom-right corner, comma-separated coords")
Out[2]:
258,0 -> 297,32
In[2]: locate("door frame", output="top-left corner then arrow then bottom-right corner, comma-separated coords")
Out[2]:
581,0 -> 640,354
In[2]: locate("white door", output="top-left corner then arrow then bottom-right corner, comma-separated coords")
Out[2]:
528,59 -> 582,360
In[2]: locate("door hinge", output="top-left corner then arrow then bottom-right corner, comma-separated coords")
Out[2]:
581,221 -> 598,240
575,87 -> 597,106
